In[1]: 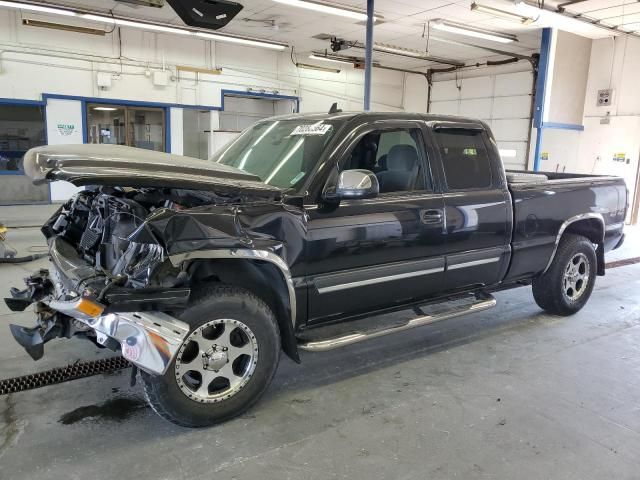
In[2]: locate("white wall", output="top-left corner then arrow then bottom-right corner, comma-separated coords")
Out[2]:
583,36 -> 640,119
536,30 -> 592,176
579,36 -> 640,221
545,33 -> 640,222
546,31 -> 592,125
0,8 -> 408,113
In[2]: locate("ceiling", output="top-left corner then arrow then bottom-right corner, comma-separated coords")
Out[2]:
556,0 -> 640,32
9,0 -> 635,69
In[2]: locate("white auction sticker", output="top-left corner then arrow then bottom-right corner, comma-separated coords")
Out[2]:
291,124 -> 331,136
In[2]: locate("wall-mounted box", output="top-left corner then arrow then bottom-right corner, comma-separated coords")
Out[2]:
96,72 -> 112,89
153,70 -> 170,87
597,89 -> 612,107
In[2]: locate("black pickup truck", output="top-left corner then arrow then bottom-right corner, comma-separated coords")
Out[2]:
9,112 -> 626,427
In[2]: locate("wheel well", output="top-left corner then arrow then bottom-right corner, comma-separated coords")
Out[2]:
187,259 -> 300,362
563,219 -> 605,275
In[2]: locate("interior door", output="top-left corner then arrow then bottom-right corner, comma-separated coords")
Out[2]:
304,122 -> 447,325
429,124 -> 511,291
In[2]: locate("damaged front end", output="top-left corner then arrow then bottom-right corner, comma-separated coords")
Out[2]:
9,144 -> 296,375
6,188 -> 203,375
7,232 -> 192,375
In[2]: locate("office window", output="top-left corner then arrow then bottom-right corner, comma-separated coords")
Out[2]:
87,104 -> 165,152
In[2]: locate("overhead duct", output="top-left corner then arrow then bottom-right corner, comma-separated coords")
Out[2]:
166,0 -> 243,30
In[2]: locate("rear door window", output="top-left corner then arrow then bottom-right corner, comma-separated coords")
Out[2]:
433,129 -> 492,190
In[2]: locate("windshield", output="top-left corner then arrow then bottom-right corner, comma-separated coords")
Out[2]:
210,119 -> 340,190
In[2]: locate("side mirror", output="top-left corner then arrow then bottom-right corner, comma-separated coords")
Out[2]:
322,169 -> 379,202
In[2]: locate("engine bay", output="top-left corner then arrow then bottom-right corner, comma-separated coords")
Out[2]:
45,186 -> 242,287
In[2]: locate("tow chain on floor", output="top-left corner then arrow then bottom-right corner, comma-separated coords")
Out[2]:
0,356 -> 130,395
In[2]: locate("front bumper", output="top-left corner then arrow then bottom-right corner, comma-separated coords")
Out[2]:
48,296 -> 190,375
8,236 -> 191,375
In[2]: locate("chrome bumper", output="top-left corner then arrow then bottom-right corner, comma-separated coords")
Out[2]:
47,298 -> 190,375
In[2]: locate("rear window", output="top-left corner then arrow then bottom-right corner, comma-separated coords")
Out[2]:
434,130 -> 492,190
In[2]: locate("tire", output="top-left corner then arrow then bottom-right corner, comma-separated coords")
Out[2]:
532,234 -> 597,316
141,285 -> 281,427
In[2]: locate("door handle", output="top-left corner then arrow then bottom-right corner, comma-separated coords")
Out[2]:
422,209 -> 443,224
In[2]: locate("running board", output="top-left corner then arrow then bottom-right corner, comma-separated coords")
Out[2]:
297,294 -> 496,352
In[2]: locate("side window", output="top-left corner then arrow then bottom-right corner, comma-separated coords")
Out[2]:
433,129 -> 492,190
345,128 -> 430,194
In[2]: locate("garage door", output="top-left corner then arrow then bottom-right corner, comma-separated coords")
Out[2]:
429,70 -> 533,170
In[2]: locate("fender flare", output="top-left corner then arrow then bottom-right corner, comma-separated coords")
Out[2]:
169,248 -> 300,361
543,213 -> 605,275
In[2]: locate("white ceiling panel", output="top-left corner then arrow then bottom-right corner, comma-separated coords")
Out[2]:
2,0 -> 577,68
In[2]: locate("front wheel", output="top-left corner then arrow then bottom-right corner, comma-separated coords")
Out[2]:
141,285 -> 281,427
532,234 -> 597,316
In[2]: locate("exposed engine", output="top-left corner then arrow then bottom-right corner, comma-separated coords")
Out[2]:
45,187 -> 240,288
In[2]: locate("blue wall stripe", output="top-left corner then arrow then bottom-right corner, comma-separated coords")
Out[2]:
541,122 -> 584,131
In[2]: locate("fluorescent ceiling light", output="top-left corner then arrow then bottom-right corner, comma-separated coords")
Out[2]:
82,14 -> 190,35
514,1 -> 615,38
0,1 -> 288,50
296,62 -> 340,73
370,42 -> 464,66
309,54 -> 353,65
431,19 -> 517,43
272,0 -> 376,22
374,43 -> 427,57
195,31 -> 286,50
92,106 -> 118,111
470,2 -> 533,24
0,1 -> 76,16
22,18 -> 106,35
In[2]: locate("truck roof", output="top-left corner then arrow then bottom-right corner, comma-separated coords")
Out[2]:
269,111 -> 486,126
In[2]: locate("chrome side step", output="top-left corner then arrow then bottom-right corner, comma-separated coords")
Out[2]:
297,294 -> 496,352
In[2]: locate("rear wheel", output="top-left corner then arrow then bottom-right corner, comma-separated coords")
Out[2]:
141,285 -> 280,427
532,234 -> 597,316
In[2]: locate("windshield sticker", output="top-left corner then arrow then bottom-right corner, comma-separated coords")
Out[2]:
291,124 -> 331,136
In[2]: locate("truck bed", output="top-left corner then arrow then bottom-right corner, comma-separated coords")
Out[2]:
504,170 -> 627,282
505,169 -> 622,185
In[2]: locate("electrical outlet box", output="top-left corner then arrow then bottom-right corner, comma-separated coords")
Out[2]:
597,89 -> 612,106
153,70 -> 170,87
96,72 -> 112,89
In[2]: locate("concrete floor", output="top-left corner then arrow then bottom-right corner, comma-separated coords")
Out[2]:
1,214 -> 640,479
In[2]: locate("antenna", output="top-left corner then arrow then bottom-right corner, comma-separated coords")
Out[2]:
328,103 -> 342,114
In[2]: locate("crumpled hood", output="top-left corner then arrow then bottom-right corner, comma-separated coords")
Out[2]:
24,144 -> 281,197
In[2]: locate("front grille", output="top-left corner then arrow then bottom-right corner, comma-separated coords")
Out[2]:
79,228 -> 101,251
